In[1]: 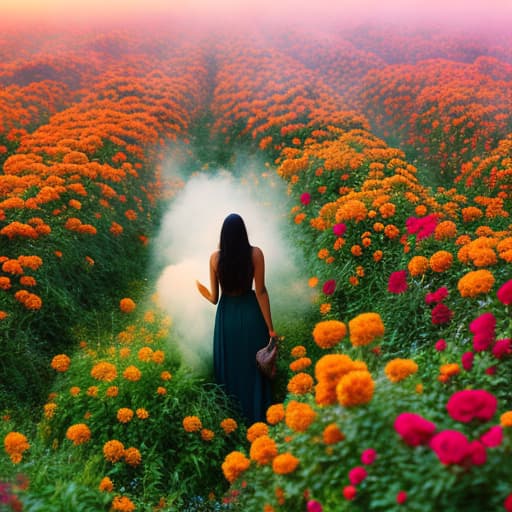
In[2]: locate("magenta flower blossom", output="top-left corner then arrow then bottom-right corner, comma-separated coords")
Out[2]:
492,338 -> 511,359
497,279 -> 512,305
307,500 -> 323,512
469,312 -> 496,336
480,425 -> 503,447
405,214 -> 438,240
468,440 -> 487,465
431,303 -> 453,325
388,270 -> 408,294
348,466 -> 367,485
425,286 -> 449,304
446,389 -> 497,423
394,412 -> 436,446
300,192 -> 311,205
360,448 -> 377,465
430,430 -> 470,465
343,486 -> 357,501
434,339 -> 447,351
322,279 -> 336,295
332,223 -> 347,236
461,351 -> 474,371
396,491 -> 408,505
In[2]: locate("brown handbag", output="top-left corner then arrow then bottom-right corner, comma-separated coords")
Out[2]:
256,336 -> 278,380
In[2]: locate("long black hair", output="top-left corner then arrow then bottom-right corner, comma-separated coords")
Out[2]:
217,213 -> 253,293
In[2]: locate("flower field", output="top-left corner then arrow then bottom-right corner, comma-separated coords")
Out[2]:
1,20 -> 512,512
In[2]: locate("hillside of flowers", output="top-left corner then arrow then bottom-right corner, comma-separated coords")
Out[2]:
1,20 -> 512,512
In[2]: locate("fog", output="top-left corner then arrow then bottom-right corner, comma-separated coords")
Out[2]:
153,160 -> 311,374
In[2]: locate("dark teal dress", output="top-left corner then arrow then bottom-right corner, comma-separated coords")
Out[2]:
214,290 -> 272,425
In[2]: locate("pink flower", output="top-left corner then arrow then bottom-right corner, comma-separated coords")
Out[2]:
396,491 -> 407,505
430,430 -> 470,465
434,339 -> 447,351
470,312 -> 496,336
480,425 -> 503,447
322,279 -> 336,295
446,389 -> 497,423
467,440 -> 487,465
425,286 -> 449,304
492,338 -> 511,359
504,493 -> 512,512
343,485 -> 357,500
461,351 -> 474,371
348,466 -> 367,485
497,280 -> 512,305
360,448 -> 377,465
388,270 -> 408,294
431,303 -> 453,325
300,192 -> 311,205
486,365 -> 497,375
405,214 -> 438,240
332,223 -> 347,236
473,332 -> 494,352
394,412 -> 436,446
307,500 -> 323,512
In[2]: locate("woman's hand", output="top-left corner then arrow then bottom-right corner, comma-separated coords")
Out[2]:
196,280 -> 211,300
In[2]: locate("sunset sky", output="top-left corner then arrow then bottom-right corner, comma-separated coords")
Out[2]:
2,0 -> 512,27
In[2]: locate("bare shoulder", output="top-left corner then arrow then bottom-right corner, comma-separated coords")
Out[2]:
210,250 -> 220,268
251,246 -> 264,261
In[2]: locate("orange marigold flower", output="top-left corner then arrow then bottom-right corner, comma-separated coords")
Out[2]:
124,446 -> 142,466
123,365 -> 142,382
103,440 -> 125,463
136,408 -> 149,420
348,312 -> 385,347
161,371 -> 172,381
183,416 -> 202,432
434,220 -> 457,240
289,357 -> 312,372
66,423 -> 91,446
222,451 -> 250,483
499,411 -> 512,428
323,423 -> 345,444
138,347 -> 153,362
384,359 -> 419,383
218,418 -> 237,435
439,363 -> 460,378
351,244 -> 363,256
315,354 -> 355,383
457,269 -> 495,298
336,370 -> 375,407
0,277 -> 11,291
111,495 -> 136,512
373,250 -> 383,262
19,276 -> 36,287
290,345 -> 307,358
69,386 -> 80,396
4,431 -> 30,463
287,373 -> 314,395
51,354 -> 71,372
44,402 -> 57,419
152,350 -> 165,364
285,400 -> 316,432
157,386 -> 167,395
272,453 -> 299,475
407,256 -> 429,277
384,224 -> 400,239
429,251 -> 453,273
250,435 -> 278,465
201,429 -> 215,441
117,408 -> 134,424
320,302 -> 332,315
119,298 -> 136,313
106,386 -> 119,398
247,422 -> 268,442
308,277 -> 319,288
266,404 -> 285,425
312,320 -> 347,349
98,476 -> 114,492
0,311 -> 8,321
91,362 -> 117,382
87,386 -> 98,397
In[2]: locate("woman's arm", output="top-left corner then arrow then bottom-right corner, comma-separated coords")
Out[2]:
252,246 -> 275,336
196,251 -> 219,305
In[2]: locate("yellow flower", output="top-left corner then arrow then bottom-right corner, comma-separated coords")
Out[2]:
137,346 -> 153,362
336,370 -> 375,407
44,402 -> 57,419
384,359 -> 419,383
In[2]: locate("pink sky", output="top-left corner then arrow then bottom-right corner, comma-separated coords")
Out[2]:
2,0 -> 512,27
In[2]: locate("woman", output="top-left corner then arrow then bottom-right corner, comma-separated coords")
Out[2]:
196,213 -> 276,425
